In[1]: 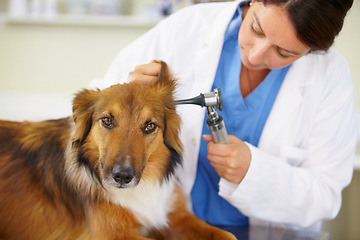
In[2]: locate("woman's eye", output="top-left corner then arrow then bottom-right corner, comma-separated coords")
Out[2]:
251,24 -> 260,35
277,48 -> 291,58
101,117 -> 114,129
144,122 -> 157,134
251,21 -> 263,36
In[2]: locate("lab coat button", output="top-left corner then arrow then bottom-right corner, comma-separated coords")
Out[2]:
191,138 -> 197,147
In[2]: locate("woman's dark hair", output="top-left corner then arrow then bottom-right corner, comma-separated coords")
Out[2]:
255,0 -> 353,51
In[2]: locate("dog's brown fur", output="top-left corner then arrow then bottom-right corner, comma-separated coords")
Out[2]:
0,62 -> 236,240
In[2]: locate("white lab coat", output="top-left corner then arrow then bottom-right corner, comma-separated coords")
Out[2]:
90,0 -> 357,231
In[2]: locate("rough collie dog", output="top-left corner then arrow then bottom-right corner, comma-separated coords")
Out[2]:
0,62 -> 236,240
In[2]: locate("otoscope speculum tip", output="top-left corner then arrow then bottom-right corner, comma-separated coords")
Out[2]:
175,88 -> 223,111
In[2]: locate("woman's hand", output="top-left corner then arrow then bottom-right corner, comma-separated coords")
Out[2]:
131,60 -> 162,85
203,135 -> 251,184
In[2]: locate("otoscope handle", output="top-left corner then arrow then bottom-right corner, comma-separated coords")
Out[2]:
207,117 -> 230,144
206,106 -> 230,144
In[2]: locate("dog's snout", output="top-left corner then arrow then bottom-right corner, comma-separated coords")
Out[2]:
112,164 -> 135,185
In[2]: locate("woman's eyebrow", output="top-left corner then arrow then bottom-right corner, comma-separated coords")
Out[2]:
253,13 -> 302,56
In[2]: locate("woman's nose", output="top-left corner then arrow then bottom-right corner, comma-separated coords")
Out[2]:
248,40 -> 269,65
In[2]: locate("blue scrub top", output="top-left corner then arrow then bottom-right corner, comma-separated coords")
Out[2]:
191,2 -> 290,231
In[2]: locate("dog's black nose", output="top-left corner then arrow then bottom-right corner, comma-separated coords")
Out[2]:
112,164 -> 135,185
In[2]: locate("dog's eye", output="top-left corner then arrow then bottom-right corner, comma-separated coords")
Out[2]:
144,122 -> 157,134
101,117 -> 114,129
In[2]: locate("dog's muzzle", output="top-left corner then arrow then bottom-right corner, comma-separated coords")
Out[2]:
103,155 -> 141,188
112,163 -> 135,186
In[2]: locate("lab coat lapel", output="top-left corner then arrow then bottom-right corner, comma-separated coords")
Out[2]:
193,1 -> 241,96
258,60 -> 314,150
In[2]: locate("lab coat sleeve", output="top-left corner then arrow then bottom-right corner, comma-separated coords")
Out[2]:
218,54 -> 358,227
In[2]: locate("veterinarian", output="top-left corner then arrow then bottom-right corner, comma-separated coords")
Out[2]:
90,0 -> 357,235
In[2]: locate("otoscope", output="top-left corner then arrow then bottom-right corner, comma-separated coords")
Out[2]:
175,88 -> 230,144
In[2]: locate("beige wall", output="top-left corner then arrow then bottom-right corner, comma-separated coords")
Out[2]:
334,0 -> 360,106
324,171 -> 360,240
0,22 -> 150,94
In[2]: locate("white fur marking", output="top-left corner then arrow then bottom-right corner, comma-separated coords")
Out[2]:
105,177 -> 177,230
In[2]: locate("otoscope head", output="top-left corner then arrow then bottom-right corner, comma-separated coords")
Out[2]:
175,88 -> 223,111
204,88 -> 223,111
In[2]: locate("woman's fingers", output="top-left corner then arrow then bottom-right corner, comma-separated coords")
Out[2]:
131,60 -> 162,85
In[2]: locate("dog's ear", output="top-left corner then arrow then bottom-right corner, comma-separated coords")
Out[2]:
155,61 -> 177,93
153,61 -> 182,154
72,89 -> 99,145
158,61 -> 171,82
163,109 -> 182,155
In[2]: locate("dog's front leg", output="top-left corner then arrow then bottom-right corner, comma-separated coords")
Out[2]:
85,201 -> 153,240
163,185 -> 237,240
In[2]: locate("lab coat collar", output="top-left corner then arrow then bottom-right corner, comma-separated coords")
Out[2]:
200,1 -> 242,47
193,1 -> 242,97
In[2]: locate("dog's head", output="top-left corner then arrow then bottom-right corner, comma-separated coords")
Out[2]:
72,62 -> 182,189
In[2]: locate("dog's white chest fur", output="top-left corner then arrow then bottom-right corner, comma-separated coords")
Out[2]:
105,177 -> 177,230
